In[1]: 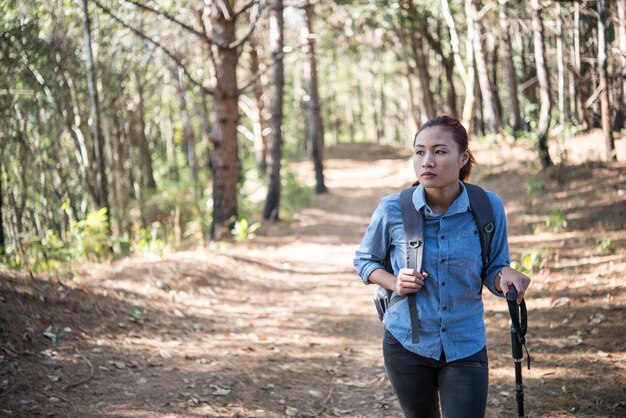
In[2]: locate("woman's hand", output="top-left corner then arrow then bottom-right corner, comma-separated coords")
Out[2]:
395,268 -> 428,296
498,266 -> 531,304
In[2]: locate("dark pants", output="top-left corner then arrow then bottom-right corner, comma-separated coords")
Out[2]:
383,329 -> 489,418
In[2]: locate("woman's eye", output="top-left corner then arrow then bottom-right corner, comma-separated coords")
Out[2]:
415,150 -> 424,155
435,150 -> 446,155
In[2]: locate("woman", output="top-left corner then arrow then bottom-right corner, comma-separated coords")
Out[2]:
353,115 -> 530,418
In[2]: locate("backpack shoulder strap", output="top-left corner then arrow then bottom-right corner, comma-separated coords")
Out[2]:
399,186 -> 423,272
463,182 -> 495,281
399,186 -> 422,344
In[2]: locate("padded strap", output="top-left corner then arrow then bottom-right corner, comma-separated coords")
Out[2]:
401,187 -> 422,344
464,183 -> 495,287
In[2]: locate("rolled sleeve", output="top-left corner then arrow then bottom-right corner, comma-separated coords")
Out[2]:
483,192 -> 510,296
353,198 -> 390,285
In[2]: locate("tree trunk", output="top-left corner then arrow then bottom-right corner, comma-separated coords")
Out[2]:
0,168 -> 5,252
556,3 -> 565,126
597,0 -> 616,161
498,0 -> 522,131
573,2 -> 590,130
249,35 -> 270,172
425,29 -> 458,117
615,0 -> 626,131
470,0 -> 501,134
175,65 -> 201,194
531,0 -> 553,168
80,0 -> 111,217
208,6 -> 241,239
263,0 -> 285,220
304,4 -> 327,194
133,69 -> 157,190
441,0 -> 474,131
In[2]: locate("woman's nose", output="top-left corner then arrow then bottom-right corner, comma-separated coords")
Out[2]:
422,154 -> 434,167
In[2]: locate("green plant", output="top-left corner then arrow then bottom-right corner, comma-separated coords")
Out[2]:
511,251 -> 546,277
281,170 -> 313,220
231,218 -> 261,242
545,209 -> 567,232
596,237 -> 615,254
524,179 -> 545,200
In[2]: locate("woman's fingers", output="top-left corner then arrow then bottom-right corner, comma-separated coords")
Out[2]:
396,269 -> 427,295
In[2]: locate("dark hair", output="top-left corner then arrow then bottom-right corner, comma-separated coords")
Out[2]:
413,115 -> 476,181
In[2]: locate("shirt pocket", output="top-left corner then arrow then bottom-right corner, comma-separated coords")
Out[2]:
454,228 -> 482,272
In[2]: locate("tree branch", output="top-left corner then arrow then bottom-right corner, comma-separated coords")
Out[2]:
234,0 -> 261,18
120,0 -> 209,42
229,2 -> 264,50
94,0 -> 214,96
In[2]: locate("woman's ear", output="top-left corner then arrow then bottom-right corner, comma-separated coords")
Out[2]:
460,151 -> 469,167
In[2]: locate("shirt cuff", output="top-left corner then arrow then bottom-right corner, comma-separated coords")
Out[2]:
360,263 -> 385,285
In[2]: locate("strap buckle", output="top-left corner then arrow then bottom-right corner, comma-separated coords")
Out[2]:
408,240 -> 422,249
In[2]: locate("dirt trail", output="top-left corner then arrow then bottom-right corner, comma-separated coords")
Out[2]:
1,137 -> 626,417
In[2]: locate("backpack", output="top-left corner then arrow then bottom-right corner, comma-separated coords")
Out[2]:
373,182 -> 495,344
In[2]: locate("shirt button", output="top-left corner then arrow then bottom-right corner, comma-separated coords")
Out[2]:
440,236 -> 445,240
442,306 -> 448,311
442,328 -> 447,332
442,282 -> 446,286
440,258 -> 446,263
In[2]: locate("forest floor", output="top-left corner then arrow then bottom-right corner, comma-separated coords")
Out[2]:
2,130 -> 626,418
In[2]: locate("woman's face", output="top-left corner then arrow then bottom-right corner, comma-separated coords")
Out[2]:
413,126 -> 469,190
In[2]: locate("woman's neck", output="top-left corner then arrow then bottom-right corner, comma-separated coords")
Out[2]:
424,182 -> 462,214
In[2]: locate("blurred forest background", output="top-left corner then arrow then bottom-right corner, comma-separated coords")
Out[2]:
1,0 -> 625,272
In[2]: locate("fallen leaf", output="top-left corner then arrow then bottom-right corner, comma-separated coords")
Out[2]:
111,361 -> 126,369
212,388 -> 231,396
597,350 -> 610,357
285,406 -> 298,416
47,375 -> 61,382
332,407 -> 354,415
42,331 -> 57,344
308,390 -> 323,398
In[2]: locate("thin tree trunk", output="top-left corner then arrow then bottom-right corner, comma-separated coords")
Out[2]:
133,69 -> 157,190
111,105 -> 130,237
556,3 -> 565,126
304,4 -> 327,194
263,0 -> 285,220
425,29 -> 458,117
498,0 -> 522,131
573,2 -> 590,130
615,0 -> 626,131
80,0 -> 111,219
249,35 -> 270,172
597,0 -> 616,161
0,168 -> 5,252
531,0 -> 553,168
441,0 -> 474,131
470,0 -> 501,134
175,65 -> 201,194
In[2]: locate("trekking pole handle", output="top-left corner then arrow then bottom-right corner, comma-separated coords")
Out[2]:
507,285 -> 524,360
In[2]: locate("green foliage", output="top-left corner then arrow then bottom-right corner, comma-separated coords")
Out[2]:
545,209 -> 568,232
524,179 -> 545,201
596,237 -> 615,254
510,251 -> 547,277
231,218 -> 262,242
281,171 -> 313,220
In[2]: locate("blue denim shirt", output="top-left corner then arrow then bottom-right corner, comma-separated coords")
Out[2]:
354,182 -> 509,362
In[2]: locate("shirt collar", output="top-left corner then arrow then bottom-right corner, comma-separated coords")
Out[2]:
412,181 -> 471,217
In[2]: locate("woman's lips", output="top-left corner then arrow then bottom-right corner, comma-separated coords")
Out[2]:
421,172 -> 436,179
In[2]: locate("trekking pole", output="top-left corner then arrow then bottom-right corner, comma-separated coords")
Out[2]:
506,286 -> 531,418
